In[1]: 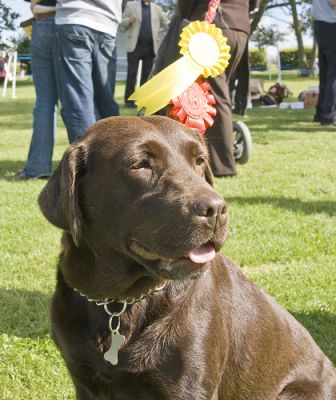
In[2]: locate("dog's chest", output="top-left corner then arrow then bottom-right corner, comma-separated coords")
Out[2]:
96,331 -> 111,354
92,319 -> 220,400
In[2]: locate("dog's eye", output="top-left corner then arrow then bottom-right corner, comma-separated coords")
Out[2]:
196,156 -> 206,166
131,160 -> 151,170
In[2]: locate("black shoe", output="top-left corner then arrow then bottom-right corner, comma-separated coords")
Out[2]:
320,120 -> 336,126
317,114 -> 336,125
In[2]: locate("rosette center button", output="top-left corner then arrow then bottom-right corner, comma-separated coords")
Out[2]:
188,33 -> 220,67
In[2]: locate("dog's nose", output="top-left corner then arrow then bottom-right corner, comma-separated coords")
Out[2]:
193,196 -> 227,227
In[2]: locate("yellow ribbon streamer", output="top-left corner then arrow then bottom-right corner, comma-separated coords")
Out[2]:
23,26 -> 32,39
129,20 -> 230,115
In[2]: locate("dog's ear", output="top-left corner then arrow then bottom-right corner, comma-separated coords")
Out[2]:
38,143 -> 87,246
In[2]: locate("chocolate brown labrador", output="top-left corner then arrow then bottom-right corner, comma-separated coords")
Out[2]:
39,116 -> 336,400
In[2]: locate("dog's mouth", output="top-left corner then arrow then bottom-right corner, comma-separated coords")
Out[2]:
128,238 -> 217,280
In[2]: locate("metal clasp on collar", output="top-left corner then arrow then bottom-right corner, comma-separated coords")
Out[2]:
74,283 -> 167,365
103,301 -> 127,334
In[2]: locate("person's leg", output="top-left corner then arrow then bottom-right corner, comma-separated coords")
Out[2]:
206,30 -> 247,177
317,21 -> 336,124
314,21 -> 327,122
93,32 -> 119,118
232,42 -> 249,116
138,43 -> 155,85
124,48 -> 141,106
23,17 -> 58,178
324,43 -> 336,123
56,24 -> 95,143
207,72 -> 236,177
140,55 -> 154,85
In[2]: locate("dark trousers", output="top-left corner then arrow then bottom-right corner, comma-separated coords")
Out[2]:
314,20 -> 336,124
125,42 -> 155,104
207,28 -> 248,176
229,41 -> 250,116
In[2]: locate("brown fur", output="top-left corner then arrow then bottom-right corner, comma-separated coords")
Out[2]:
39,116 -> 336,400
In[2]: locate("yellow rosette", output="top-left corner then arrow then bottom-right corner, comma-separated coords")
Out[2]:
129,20 -> 230,115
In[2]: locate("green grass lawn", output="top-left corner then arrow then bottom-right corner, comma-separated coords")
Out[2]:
0,77 -> 335,399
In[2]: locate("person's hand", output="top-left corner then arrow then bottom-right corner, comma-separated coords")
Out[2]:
330,0 -> 336,8
128,16 -> 136,24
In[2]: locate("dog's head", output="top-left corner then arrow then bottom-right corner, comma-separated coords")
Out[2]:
39,116 -> 229,299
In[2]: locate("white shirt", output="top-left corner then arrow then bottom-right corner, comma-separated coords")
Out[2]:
56,0 -> 122,37
312,0 -> 336,23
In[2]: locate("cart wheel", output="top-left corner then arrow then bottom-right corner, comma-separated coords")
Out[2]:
233,120 -> 252,164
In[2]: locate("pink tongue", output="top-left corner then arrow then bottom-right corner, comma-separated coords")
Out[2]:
188,243 -> 216,264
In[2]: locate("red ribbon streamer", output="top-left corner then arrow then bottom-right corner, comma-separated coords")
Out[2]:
205,0 -> 221,24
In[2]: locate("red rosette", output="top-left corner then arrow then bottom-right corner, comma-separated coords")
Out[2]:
168,79 -> 217,134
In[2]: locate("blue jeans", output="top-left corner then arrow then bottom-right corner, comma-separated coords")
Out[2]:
56,24 -> 119,143
24,17 -> 58,177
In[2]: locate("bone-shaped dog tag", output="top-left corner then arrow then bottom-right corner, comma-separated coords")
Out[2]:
104,332 -> 125,365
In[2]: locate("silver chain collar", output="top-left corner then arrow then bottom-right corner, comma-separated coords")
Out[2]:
73,283 -> 166,365
74,282 -> 167,306
74,283 -> 166,338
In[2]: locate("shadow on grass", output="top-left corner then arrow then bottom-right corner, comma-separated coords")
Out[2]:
0,160 -> 61,182
226,196 -> 336,217
0,160 -> 24,180
293,311 -> 336,364
241,109 -> 335,145
0,289 -> 334,363
0,289 -> 51,338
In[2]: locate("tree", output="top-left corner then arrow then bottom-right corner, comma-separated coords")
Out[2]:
0,1 -> 19,33
155,0 -> 176,17
251,0 -> 271,33
295,0 -> 317,71
250,0 -> 315,74
11,33 -> 30,53
251,25 -> 285,49
287,0 -> 309,69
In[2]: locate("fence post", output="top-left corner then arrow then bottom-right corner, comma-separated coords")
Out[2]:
2,51 -> 17,99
